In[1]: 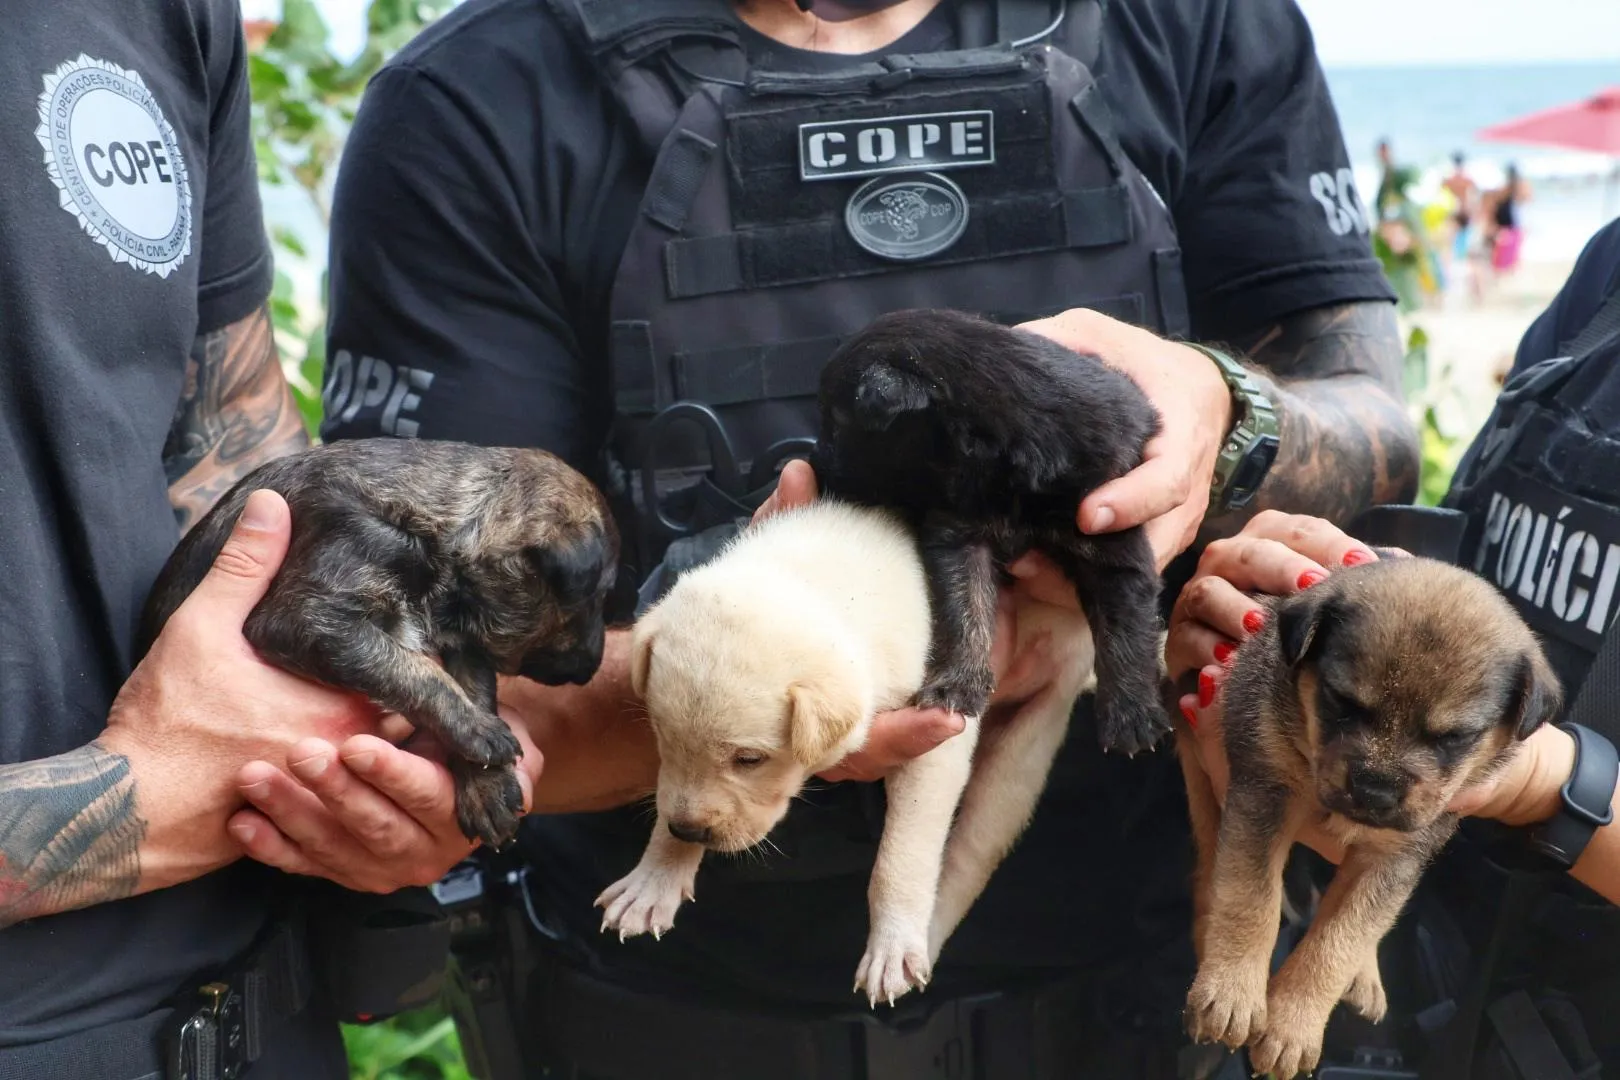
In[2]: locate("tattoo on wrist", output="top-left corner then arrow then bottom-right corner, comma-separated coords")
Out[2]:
0,742 -> 147,928
163,303 -> 309,534
1209,301 -> 1419,533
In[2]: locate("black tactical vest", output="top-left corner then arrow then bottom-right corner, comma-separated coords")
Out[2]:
1385,287 -> 1620,1079
1445,290 -> 1620,699
546,0 -> 1189,590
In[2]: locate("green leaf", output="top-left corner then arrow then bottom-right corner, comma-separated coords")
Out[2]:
271,225 -> 307,259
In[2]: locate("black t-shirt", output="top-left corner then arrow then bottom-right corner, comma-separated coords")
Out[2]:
0,0 -> 274,1045
323,0 -> 1395,1013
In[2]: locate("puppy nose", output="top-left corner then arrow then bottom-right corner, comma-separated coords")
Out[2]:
1346,766 -> 1403,813
668,819 -> 712,845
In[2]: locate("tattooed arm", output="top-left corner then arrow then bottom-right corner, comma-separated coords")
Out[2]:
163,302 -> 309,535
1203,299 -> 1419,539
0,321 -> 350,930
0,744 -> 146,929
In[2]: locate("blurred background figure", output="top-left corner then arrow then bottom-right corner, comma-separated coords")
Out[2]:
1442,151 -> 1481,268
1483,161 -> 1534,277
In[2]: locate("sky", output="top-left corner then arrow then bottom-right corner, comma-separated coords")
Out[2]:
243,0 -> 1620,70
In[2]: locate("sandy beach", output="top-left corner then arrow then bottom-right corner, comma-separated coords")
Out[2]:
1401,255 -> 1578,445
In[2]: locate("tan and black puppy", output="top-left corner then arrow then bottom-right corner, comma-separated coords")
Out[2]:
138,438 -> 619,850
1180,555 -> 1562,1080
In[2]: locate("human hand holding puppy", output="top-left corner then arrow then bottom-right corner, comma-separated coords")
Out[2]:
1167,509 -> 1578,845
1017,308 -> 1234,572
754,459 -> 1074,783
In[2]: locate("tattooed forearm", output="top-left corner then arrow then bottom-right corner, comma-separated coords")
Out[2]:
1204,301 -> 1419,539
0,742 -> 148,929
163,303 -> 309,535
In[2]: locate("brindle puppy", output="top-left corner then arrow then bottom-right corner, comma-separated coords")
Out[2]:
812,308 -> 1168,755
138,438 -> 619,850
1180,555 -> 1562,1079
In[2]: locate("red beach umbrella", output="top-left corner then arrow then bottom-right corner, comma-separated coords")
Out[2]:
1477,86 -> 1620,156
1477,86 -> 1620,218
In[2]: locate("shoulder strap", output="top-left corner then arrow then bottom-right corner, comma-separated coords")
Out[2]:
547,0 -> 738,62
1560,277 -> 1620,360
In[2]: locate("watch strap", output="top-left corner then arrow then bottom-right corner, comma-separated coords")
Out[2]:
1184,342 -> 1280,515
1529,722 -> 1619,868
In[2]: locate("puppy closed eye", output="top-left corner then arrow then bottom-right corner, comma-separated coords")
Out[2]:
732,749 -> 769,769
1316,686 -> 1370,729
1429,728 -> 1478,756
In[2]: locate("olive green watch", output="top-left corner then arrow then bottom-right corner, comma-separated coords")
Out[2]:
1185,342 -> 1281,515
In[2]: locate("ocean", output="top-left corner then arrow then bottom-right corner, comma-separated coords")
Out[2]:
1325,59 -> 1620,262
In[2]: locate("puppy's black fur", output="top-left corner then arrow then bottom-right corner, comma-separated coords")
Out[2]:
138,438 -> 619,849
812,308 -> 1168,754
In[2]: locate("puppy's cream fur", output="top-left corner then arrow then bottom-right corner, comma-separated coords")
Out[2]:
595,498 -> 1097,1007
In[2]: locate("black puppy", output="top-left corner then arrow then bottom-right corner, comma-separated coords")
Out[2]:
139,438 -> 619,849
813,308 -> 1168,755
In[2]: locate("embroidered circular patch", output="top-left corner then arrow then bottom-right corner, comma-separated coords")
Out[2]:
35,54 -> 193,278
844,171 -> 970,262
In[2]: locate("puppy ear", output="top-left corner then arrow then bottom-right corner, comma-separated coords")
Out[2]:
787,676 -> 865,768
1277,590 -> 1342,668
852,362 -> 933,432
1504,646 -> 1563,741
528,538 -> 604,604
629,621 -> 656,699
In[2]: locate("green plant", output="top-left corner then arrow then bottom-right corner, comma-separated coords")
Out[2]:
250,6 -> 466,1076
342,1008 -> 475,1080
250,0 -> 449,437
1399,323 -> 1467,506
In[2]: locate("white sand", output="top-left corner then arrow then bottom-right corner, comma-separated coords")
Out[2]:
1401,257 -> 1576,443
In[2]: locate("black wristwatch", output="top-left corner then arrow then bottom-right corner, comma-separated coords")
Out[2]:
1184,342 -> 1281,516
1528,722 -> 1619,869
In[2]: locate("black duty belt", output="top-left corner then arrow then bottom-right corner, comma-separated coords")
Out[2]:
527,952 -> 1190,1080
0,918 -> 313,1080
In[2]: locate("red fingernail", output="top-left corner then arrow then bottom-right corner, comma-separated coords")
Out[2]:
1214,641 -> 1236,665
1198,671 -> 1217,709
1242,610 -> 1266,635
1342,549 -> 1373,567
1297,570 -> 1326,590
1181,704 -> 1199,731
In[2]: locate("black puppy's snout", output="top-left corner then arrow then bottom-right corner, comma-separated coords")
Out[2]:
1346,765 -> 1404,812
668,819 -> 712,845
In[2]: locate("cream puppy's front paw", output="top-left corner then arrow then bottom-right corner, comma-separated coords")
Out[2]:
594,860 -> 697,942
854,918 -> 933,1008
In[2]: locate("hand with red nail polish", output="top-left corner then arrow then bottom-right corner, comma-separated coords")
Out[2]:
1164,509 -> 1380,681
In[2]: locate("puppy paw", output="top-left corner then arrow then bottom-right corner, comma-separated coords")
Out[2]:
1094,691 -> 1171,757
452,763 -> 525,849
1342,955 -> 1388,1024
854,919 -> 932,1008
593,860 -> 696,943
455,716 -> 523,769
1184,961 -> 1268,1050
914,664 -> 994,720
1247,993 -> 1327,1080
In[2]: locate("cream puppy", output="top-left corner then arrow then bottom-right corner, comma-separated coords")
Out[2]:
595,497 -> 1097,1008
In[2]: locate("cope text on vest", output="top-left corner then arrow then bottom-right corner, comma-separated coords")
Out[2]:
1475,486 -> 1620,644
324,350 -> 436,438
798,110 -> 995,181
